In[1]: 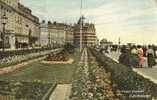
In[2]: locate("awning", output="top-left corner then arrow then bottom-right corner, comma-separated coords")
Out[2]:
16,36 -> 29,43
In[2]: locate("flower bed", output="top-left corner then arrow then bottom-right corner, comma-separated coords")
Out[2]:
0,57 -> 45,75
46,50 -> 69,61
90,48 -> 157,99
0,48 -> 52,60
0,80 -> 56,100
0,49 -> 62,68
70,49 -> 121,99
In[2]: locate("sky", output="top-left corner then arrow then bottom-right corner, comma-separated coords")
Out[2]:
21,0 -> 157,45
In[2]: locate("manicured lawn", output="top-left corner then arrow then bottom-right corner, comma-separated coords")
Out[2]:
0,50 -> 80,84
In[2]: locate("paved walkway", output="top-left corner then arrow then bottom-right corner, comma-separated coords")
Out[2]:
49,84 -> 72,100
79,48 -> 89,76
105,52 -> 157,84
79,48 -> 88,66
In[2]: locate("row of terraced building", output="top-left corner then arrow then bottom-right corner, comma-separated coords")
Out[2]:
0,0 -> 97,50
40,17 -> 97,48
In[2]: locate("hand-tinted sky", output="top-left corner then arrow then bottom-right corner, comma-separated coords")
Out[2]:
21,0 -> 157,45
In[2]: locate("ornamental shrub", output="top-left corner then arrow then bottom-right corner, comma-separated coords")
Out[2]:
90,48 -> 157,99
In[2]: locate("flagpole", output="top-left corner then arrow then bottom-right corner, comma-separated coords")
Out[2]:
80,0 -> 83,52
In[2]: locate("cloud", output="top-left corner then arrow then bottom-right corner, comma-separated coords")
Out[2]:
21,0 -> 157,44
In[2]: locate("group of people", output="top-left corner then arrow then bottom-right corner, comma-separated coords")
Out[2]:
119,45 -> 156,68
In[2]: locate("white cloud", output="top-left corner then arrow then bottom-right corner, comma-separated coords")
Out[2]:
21,0 -> 157,45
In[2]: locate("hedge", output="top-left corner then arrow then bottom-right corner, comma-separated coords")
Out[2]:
90,48 -> 157,99
0,48 -> 52,59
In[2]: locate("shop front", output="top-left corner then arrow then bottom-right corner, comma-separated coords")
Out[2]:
15,36 -> 29,48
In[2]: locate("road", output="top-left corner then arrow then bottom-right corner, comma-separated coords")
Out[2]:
105,51 -> 157,84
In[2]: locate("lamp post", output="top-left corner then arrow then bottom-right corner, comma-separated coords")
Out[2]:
1,13 -> 8,52
118,37 -> 121,52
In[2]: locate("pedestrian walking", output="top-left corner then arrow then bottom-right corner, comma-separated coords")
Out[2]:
146,45 -> 156,68
130,46 -> 139,67
119,46 -> 130,67
137,45 -> 144,67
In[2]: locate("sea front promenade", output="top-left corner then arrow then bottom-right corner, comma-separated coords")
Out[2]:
105,51 -> 157,84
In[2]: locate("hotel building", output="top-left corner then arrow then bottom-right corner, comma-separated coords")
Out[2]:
0,0 -> 40,49
74,17 -> 97,47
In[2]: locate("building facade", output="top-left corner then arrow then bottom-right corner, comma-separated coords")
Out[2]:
0,0 -> 40,49
74,17 -> 97,47
47,21 -> 66,47
40,20 -> 48,47
65,25 -> 74,45
46,21 -> 74,48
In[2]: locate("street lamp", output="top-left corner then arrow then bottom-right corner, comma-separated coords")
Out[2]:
1,13 -> 8,52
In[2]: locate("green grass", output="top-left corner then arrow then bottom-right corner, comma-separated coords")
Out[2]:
0,50 -> 80,84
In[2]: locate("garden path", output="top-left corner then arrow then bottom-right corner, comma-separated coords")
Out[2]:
49,84 -> 72,100
105,51 -> 157,84
79,48 -> 89,76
